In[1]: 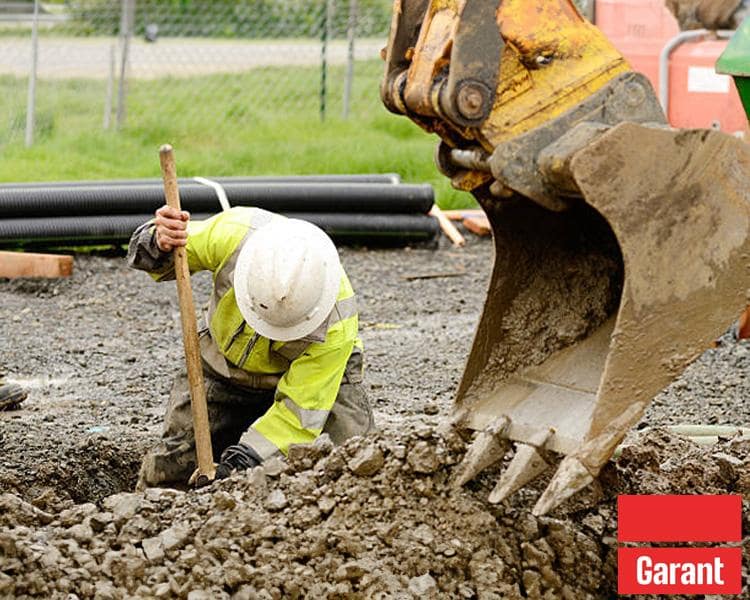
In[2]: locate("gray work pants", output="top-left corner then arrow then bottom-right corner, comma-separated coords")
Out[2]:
137,353 -> 374,489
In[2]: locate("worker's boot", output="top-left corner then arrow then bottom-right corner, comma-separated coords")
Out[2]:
0,380 -> 27,411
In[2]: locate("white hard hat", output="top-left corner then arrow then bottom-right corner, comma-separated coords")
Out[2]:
233,217 -> 341,342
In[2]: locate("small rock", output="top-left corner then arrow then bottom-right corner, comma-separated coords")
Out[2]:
290,505 -> 321,529
212,491 -> 236,511
517,513 -> 539,540
59,504 -> 94,527
103,493 -> 141,523
39,545 -> 63,568
423,403 -> 440,415
408,573 -> 437,597
0,494 -> 53,526
90,512 -> 113,533
68,522 -> 94,544
391,445 -> 407,460
261,457 -> 288,477
30,488 -> 58,511
411,523 -> 434,546
287,444 -> 317,471
317,496 -> 336,515
158,523 -> 189,551
153,582 -> 172,598
335,561 -> 366,582
246,466 -> 268,493
142,537 -> 165,562
265,489 -> 288,512
347,444 -> 384,477
118,515 -> 153,543
322,452 -> 346,479
582,514 -> 605,536
712,452 -> 744,481
313,433 -> 334,455
407,441 -> 441,474
93,581 -> 117,600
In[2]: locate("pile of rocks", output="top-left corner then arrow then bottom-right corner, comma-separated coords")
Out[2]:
1,428 -> 748,599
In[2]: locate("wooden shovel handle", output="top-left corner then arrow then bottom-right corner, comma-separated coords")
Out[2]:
159,144 -> 216,484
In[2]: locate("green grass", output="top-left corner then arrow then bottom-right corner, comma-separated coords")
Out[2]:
0,60 -> 477,209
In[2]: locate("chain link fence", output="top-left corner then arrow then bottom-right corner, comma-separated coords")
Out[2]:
0,0 -> 392,147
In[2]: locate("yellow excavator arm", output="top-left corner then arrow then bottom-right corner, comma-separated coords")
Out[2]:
382,0 -> 750,514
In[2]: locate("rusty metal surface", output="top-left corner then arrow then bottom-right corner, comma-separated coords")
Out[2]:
382,0 -> 630,157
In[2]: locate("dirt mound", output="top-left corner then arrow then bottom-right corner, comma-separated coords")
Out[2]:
0,434 -> 142,506
1,428 -> 747,599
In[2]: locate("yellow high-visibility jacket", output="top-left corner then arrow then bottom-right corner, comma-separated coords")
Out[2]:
128,207 -> 362,461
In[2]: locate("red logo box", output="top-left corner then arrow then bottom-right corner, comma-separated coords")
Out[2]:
619,547 -> 742,595
617,495 -> 743,596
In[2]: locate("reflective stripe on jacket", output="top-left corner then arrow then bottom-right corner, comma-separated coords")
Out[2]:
127,206 -> 362,460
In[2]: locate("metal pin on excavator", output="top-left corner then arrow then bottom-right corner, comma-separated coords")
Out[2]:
381,0 -> 750,514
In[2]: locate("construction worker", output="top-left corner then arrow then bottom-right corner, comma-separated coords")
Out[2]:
0,377 -> 26,411
128,205 -> 374,488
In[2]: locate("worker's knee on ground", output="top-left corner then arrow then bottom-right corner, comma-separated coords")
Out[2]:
137,440 -> 196,489
324,382 -> 375,445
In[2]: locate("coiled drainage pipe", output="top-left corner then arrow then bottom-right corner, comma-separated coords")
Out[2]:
0,213 -> 440,248
0,182 -> 435,219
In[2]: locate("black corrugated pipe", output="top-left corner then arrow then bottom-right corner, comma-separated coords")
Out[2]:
0,213 -> 440,248
0,173 -> 401,189
0,182 -> 434,219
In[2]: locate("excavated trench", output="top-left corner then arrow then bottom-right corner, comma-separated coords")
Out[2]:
1,232 -> 749,597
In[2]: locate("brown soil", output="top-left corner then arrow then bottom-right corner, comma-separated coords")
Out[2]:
1,232 -> 748,598
1,429 -> 747,599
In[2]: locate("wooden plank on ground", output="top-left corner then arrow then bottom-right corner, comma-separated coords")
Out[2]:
0,251 -> 74,279
441,209 -> 485,221
463,215 -> 491,236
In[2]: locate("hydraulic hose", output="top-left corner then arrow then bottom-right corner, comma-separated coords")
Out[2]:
0,173 -> 402,190
0,182 -> 434,218
0,212 -> 440,247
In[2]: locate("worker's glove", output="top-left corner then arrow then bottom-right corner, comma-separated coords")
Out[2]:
214,443 -> 261,479
188,443 -> 261,487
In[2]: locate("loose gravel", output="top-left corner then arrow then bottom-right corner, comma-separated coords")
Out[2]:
1,230 -> 748,598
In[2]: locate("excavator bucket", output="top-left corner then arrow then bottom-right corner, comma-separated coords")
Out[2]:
381,0 -> 750,513
456,123 -> 750,514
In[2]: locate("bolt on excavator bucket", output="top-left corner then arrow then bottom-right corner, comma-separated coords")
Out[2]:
380,0 -> 750,514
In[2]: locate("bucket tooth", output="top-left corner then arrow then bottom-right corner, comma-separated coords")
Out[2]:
532,402 -> 646,515
453,416 -> 511,487
532,456 -> 592,516
488,442 -> 552,504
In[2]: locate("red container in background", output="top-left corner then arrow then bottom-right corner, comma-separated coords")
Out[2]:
595,0 -> 747,133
